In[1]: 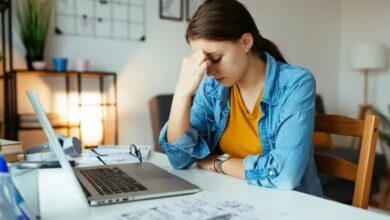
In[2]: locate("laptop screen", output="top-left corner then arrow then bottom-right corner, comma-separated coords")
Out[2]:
26,90 -> 88,203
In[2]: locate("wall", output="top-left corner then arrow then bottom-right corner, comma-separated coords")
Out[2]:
339,0 -> 390,116
7,0 -> 341,147
242,0 -> 341,113
339,0 -> 390,155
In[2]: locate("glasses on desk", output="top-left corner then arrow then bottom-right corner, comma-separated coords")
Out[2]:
90,144 -> 143,164
129,144 -> 142,163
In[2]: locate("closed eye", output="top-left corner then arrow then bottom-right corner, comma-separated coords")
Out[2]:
210,57 -> 221,63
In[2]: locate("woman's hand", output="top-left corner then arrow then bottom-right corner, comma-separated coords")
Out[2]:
197,154 -> 217,172
175,49 -> 211,98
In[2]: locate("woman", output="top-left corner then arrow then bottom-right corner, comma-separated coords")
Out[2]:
159,0 -> 323,196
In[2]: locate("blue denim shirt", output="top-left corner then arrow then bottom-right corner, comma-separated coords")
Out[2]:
159,52 -> 323,197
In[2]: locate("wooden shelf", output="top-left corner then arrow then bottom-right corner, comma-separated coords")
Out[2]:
11,70 -> 116,78
18,125 -> 80,131
4,69 -> 118,145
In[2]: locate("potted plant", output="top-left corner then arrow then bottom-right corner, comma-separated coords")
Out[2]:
373,106 -> 390,147
15,0 -> 52,70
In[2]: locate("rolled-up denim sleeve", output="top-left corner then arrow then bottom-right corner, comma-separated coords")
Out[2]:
159,79 -> 214,169
243,72 -> 316,190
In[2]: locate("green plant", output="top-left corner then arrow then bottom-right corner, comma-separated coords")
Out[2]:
373,106 -> 390,147
15,0 -> 52,61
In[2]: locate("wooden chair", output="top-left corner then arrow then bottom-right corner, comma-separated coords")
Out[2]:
314,114 -> 380,209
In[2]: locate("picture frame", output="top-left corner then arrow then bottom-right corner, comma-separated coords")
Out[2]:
186,0 -> 204,21
159,0 -> 183,21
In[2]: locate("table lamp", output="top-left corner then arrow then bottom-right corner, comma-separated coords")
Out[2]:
351,42 -> 387,119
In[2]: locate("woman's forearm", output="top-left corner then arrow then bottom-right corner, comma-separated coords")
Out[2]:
167,94 -> 193,144
167,49 -> 210,144
221,158 -> 245,179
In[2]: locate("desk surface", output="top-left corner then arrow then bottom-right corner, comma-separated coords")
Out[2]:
39,152 -> 390,220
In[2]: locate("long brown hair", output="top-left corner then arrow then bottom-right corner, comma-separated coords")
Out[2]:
186,0 -> 287,63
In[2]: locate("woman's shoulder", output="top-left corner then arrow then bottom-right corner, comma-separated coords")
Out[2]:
277,62 -> 315,88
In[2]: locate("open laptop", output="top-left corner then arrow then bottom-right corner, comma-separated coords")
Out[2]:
26,90 -> 200,206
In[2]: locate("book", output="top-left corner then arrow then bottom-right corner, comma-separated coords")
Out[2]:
0,139 -> 23,162
0,139 -> 23,154
3,153 -> 20,162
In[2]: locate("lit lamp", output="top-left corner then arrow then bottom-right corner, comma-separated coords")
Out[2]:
351,42 -> 387,119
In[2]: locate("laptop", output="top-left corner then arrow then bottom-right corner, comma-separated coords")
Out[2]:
26,90 -> 200,206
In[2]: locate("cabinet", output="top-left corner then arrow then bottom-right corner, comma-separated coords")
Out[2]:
5,70 -> 118,148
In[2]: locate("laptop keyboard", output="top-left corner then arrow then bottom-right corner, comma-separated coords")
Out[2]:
80,167 -> 148,195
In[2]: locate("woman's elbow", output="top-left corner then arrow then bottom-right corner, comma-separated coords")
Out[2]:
271,175 -> 301,190
166,152 -> 195,170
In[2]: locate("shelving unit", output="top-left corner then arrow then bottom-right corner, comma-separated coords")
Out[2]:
0,0 -> 13,139
5,70 -> 118,147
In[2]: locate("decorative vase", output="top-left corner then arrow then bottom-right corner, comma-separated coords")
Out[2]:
32,61 -> 46,70
25,54 -> 44,70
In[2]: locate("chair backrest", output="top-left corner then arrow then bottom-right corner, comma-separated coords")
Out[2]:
149,94 -> 174,153
314,114 -> 380,209
313,94 -> 334,150
315,94 -> 326,114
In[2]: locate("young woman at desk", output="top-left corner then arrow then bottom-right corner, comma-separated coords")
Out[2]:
159,0 -> 323,196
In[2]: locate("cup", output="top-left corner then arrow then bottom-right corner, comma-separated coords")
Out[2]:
52,57 -> 68,71
75,58 -> 90,72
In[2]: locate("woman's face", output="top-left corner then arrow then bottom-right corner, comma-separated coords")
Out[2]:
189,37 -> 251,87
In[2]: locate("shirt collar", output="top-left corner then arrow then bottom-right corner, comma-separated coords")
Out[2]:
261,52 -> 280,106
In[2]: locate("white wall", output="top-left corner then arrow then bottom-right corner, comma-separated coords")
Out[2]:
338,0 -> 390,156
242,0 -> 341,113
339,0 -> 390,117
8,0 -> 342,147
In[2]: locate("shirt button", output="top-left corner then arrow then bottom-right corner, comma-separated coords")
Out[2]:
269,170 -> 274,176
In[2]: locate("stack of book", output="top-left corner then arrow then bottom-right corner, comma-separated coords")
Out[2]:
19,113 -> 68,128
0,139 -> 23,162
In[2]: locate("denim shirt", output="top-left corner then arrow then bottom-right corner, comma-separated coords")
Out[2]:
159,52 -> 323,197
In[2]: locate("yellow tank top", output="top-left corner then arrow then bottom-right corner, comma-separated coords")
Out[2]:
218,84 -> 263,158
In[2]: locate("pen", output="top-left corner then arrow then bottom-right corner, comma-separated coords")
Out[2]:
96,156 -> 107,166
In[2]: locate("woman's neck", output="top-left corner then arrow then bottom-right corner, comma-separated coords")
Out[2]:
237,53 -> 266,93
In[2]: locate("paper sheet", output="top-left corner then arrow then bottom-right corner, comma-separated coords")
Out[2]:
114,192 -> 259,220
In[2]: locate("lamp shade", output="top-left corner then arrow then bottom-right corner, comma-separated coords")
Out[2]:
351,43 -> 387,70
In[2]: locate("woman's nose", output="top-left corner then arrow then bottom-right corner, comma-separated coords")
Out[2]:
207,66 -> 217,76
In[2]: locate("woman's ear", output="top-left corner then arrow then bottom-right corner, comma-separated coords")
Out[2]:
239,33 -> 253,53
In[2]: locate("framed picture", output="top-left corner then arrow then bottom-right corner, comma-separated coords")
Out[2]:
159,0 -> 183,21
186,0 -> 204,21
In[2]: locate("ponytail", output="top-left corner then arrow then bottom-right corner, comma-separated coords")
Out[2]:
253,35 -> 287,63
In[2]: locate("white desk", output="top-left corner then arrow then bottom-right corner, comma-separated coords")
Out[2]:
39,152 -> 390,220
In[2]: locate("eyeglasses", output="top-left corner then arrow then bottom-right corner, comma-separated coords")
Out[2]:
91,144 -> 143,164
129,144 -> 142,163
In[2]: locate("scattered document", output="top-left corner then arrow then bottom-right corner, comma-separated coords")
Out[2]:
114,192 -> 259,220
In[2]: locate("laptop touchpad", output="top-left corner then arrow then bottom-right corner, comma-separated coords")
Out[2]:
134,170 -> 172,180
